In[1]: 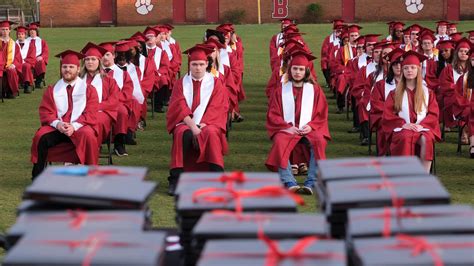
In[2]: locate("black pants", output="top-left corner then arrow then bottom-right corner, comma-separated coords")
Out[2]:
360,121 -> 369,139
32,130 -> 72,179
336,91 -> 345,109
169,130 -> 224,182
154,85 -> 169,110
351,96 -> 360,128
322,69 -> 331,87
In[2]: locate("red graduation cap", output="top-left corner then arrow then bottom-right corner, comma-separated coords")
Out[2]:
333,19 -> 344,29
419,31 -> 436,43
183,44 -> 214,62
216,24 -> 233,34
448,22 -> 457,29
126,39 -> 140,48
115,40 -> 132,52
373,40 -> 390,50
386,21 -> 396,26
355,36 -> 366,45
27,22 -> 40,30
15,26 -> 28,34
219,23 -> 235,32
55,50 -> 84,66
205,38 -> 225,50
392,22 -> 405,30
364,34 -> 381,44
155,25 -> 169,34
437,40 -> 455,50
98,41 -> 117,54
403,28 -> 411,36
0,20 -> 16,28
130,31 -> 146,42
280,18 -> 293,25
450,32 -> 463,42
81,42 -> 108,59
285,45 -> 311,58
386,48 -> 405,63
163,23 -> 175,30
466,30 -> 474,38
401,50 -> 427,66
340,28 -> 349,39
284,32 -> 306,40
282,24 -> 299,33
348,24 -> 362,33
456,38 -> 471,50
408,24 -> 423,33
289,50 -> 316,68
436,20 -> 450,27
143,26 -> 158,37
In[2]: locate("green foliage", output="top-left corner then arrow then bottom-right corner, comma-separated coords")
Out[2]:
302,3 -> 323,23
221,9 -> 246,24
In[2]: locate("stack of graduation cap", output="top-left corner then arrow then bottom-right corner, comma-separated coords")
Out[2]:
192,212 -> 329,263
175,172 -> 302,265
3,166 -> 167,265
317,156 -> 450,238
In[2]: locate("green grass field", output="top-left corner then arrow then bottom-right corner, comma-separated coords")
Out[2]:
0,22 -> 473,237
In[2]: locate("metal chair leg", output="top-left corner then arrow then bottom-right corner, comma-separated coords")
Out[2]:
151,90 -> 155,119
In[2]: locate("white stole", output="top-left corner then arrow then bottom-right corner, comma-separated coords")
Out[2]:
453,68 -> 463,84
139,54 -> 146,80
169,37 -> 176,45
358,54 -> 368,69
365,62 -> 377,78
110,64 -> 124,89
219,48 -> 230,67
394,86 -> 430,132
90,74 -> 103,103
152,46 -> 163,70
28,37 -> 42,57
53,77 -> 87,123
281,81 -> 314,130
182,73 -> 215,125
16,40 -> 29,61
384,81 -> 397,100
276,33 -> 283,47
161,40 -> 173,60
127,64 -> 145,104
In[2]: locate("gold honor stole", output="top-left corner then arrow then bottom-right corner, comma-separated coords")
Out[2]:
0,39 -> 15,66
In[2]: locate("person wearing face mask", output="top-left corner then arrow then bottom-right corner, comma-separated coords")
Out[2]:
30,50 -> 99,179
382,51 -> 440,172
266,50 -> 330,195
166,45 -> 229,196
439,38 -> 472,143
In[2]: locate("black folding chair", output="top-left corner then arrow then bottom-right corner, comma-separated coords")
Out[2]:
99,126 -> 114,165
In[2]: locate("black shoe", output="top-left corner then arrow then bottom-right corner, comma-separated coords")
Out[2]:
35,80 -> 43,89
347,127 -> 360,133
114,145 -> 128,156
335,108 -> 344,114
154,107 -> 165,113
125,131 -> 137,145
167,177 -> 178,196
360,138 -> 369,146
23,85 -> 32,94
470,146 -> 474,159
6,93 -> 15,99
233,114 -> 244,123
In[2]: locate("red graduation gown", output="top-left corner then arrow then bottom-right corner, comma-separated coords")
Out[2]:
31,38 -> 49,76
382,89 -> 440,160
265,82 -> 331,171
470,92 -> 474,136
166,75 -> 229,169
86,74 -> 119,146
18,41 -> 36,85
107,68 -> 134,135
320,35 -> 332,70
147,46 -> 170,89
0,39 -> 22,95
31,81 -> 99,165
439,65 -> 467,127
137,59 -> 156,120
422,57 -> 439,91
269,33 -> 282,71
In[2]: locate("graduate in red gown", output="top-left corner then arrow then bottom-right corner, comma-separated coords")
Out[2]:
382,51 -> 440,172
266,50 -> 330,195
27,22 -> 49,89
99,41 -> 135,156
468,31 -> 474,45
0,20 -> 22,99
166,45 -> 229,195
80,42 -> 119,148
321,19 -> 344,86
269,19 -> 293,70
439,38 -> 472,137
467,49 -> 474,158
31,50 -> 99,179
434,20 -> 450,46
419,31 -> 439,91
15,26 -> 35,94
370,48 -> 404,156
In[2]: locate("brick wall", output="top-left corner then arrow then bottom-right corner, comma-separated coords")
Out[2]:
460,0 -> 474,20
40,0 -> 100,27
355,0 -> 445,21
116,0 -> 173,26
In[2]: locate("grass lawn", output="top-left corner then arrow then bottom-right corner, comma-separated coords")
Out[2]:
1,21 -> 473,238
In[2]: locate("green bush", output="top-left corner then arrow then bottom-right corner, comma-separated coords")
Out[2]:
221,9 -> 246,24
302,3 -> 323,23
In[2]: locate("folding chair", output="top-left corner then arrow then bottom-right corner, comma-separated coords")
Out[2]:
46,143 -> 81,166
99,127 -> 114,165
456,121 -> 468,155
430,142 -> 437,175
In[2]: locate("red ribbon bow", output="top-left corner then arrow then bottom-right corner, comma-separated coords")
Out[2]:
192,185 -> 305,214
87,168 -> 122,176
